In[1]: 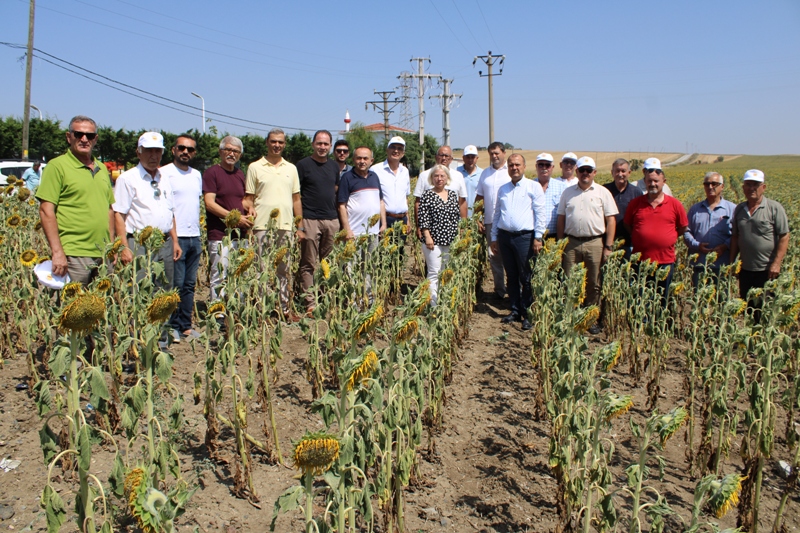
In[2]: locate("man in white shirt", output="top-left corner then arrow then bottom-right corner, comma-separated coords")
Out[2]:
457,145 -> 483,217
413,145 -> 467,240
161,134 -> 202,342
113,131 -> 181,287
474,141 -> 511,298
371,136 -> 410,229
556,152 -> 579,186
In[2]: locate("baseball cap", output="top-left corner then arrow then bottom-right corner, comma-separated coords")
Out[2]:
536,152 -> 554,163
743,169 -> 765,182
576,156 -> 596,170
643,157 -> 662,170
138,132 -> 165,149
561,152 -> 578,162
463,145 -> 478,156
387,136 -> 406,148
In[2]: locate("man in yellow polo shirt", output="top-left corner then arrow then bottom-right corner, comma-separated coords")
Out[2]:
243,128 -> 302,319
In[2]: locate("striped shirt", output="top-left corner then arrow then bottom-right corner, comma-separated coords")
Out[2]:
338,169 -> 383,236
491,178 -> 546,241
535,178 -> 568,238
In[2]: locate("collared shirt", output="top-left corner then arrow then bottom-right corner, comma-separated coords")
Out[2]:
245,157 -> 300,230
632,179 -> 673,197
338,169 -> 383,236
414,168 -> 468,198
339,164 -> 352,177
113,163 -> 175,234
371,160 -> 410,215
457,164 -> 483,215
22,167 -> 42,190
558,182 -> 618,238
603,180 -> 643,244
556,176 -> 578,187
683,198 -> 736,268
624,194 -> 688,265
475,164 -> 510,224
35,150 -> 114,258
732,197 -> 790,271
535,178 -> 568,238
161,163 -> 202,237
491,178 -> 546,241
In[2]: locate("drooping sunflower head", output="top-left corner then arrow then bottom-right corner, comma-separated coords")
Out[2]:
273,246 -> 289,268
352,304 -> 383,340
293,432 -> 340,476
472,199 -> 484,213
440,268 -> 455,286
16,187 -> 31,202
393,317 -> 419,344
207,301 -> 226,317
59,293 -> 106,334
413,290 -> 431,316
106,237 -> 124,260
334,229 -> 348,244
7,214 -> 22,228
671,282 -> 686,297
292,215 -> 302,228
706,473 -> 745,518
450,235 -> 472,256
94,278 -> 112,293
233,248 -> 256,277
136,226 -> 153,245
573,306 -> 600,333
320,258 -> 331,280
63,281 -> 84,299
20,248 -> 38,267
123,467 -> 146,505
146,290 -> 180,324
224,209 -> 242,229
598,341 -> 623,372
603,393 -> 633,422
723,298 -> 747,318
337,240 -> 357,262
269,208 -> 280,220
346,348 -> 379,391
367,214 -> 381,228
4,184 -> 14,195
655,406 -> 689,447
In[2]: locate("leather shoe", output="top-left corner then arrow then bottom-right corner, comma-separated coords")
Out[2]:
521,318 -> 532,331
501,313 -> 519,324
588,324 -> 602,335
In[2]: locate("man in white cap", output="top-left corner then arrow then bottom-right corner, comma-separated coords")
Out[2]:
633,158 -> 673,196
475,141 -> 511,299
533,152 -> 567,239
371,136 -> 410,233
414,145 -> 467,240
683,171 -> 736,287
114,131 -> 181,287
557,156 -> 618,333
457,144 -> 483,216
730,169 -> 789,311
556,152 -> 578,186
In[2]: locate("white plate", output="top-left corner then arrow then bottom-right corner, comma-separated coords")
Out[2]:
34,260 -> 71,289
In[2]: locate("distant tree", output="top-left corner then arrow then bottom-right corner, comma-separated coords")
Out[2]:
716,156 -> 724,163
503,142 -> 515,150
629,158 -> 641,171
401,133 -> 439,177
345,123 -> 380,165
283,132 -> 313,164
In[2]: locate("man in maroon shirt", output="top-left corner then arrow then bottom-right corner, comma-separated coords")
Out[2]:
203,135 -> 254,301
623,164 -> 688,305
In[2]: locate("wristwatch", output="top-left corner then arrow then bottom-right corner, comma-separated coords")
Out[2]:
298,227 -> 306,232
604,244 -> 613,251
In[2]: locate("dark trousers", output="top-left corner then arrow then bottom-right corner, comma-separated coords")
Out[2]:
740,269 -> 770,322
637,262 -> 674,309
497,229 -> 534,316
170,236 -> 201,332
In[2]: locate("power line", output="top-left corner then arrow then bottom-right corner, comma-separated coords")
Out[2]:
450,0 -> 483,50
427,0 -> 472,55
475,0 -> 498,49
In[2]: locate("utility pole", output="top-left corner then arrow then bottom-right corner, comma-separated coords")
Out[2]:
365,90 -> 404,141
21,0 -> 35,161
396,71 -> 414,130
399,58 -> 441,172
429,79 -> 461,147
473,51 -> 504,147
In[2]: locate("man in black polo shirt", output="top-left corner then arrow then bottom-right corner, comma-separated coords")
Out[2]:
603,158 -> 642,255
296,130 -> 341,315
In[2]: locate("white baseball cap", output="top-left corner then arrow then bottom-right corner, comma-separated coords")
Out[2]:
138,132 -> 165,149
536,152 -> 554,163
643,157 -> 662,170
561,152 -> 578,162
463,145 -> 478,156
576,156 -> 596,170
387,136 -> 406,148
743,169 -> 765,182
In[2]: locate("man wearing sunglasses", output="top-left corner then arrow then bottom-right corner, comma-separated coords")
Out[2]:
333,139 -> 352,177
113,131 -> 181,287
161,134 -> 203,341
632,157 -> 673,196
555,152 -> 579,186
683,172 -> 736,287
37,115 -> 115,285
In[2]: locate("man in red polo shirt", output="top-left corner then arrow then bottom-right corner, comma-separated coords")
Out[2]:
623,158 -> 688,304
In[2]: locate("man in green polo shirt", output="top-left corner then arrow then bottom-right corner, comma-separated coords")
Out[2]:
37,115 -> 115,285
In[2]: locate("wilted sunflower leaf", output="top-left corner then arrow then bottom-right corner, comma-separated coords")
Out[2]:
33,380 -> 53,417
108,453 -> 126,497
39,423 -> 59,465
47,345 -> 70,379
42,485 -> 66,533
270,485 -> 305,531
77,424 -> 92,470
89,367 -> 110,400
155,351 -> 173,383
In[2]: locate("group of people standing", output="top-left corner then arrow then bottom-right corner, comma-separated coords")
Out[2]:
33,114 -> 790,342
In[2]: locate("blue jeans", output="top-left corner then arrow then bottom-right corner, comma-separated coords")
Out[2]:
497,229 -> 535,317
170,236 -> 201,332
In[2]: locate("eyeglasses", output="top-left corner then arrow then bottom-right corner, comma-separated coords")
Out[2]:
536,163 -> 552,168
577,167 -> 594,174
703,182 -> 722,188
176,145 -> 196,153
221,147 -> 241,155
335,149 -> 349,154
388,145 -> 404,151
150,179 -> 161,199
644,168 -> 663,175
71,130 -> 97,141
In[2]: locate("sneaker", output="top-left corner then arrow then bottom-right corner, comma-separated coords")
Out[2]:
170,329 -> 181,344
182,329 -> 201,340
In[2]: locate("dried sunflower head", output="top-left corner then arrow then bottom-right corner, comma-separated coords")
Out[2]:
273,246 -> 289,268
573,306 -> 600,333
233,248 -> 256,277
20,248 -> 38,267
346,348 -> 379,391
293,432 -> 340,476
654,406 -> 688,446
706,473 -> 745,518
224,209 -> 242,228
63,281 -> 84,298
367,214 -> 381,228
146,290 -> 180,323
207,301 -> 226,317
94,278 -> 112,293
352,304 -> 383,340
269,208 -> 280,220
393,317 -> 419,344
16,187 -> 31,202
603,393 -> 633,421
59,293 -> 106,333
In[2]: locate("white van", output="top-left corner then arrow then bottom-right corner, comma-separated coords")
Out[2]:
0,160 -> 46,186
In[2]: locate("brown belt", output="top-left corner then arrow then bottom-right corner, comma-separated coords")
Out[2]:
567,234 -> 601,242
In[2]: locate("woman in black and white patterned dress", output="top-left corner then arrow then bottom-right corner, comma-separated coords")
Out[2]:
418,164 -> 461,305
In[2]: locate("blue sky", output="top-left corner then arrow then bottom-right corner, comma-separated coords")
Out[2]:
2,0 -> 799,155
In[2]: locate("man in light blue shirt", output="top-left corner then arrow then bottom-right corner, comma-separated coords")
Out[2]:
532,152 -> 567,239
684,171 -> 736,286
457,144 -> 483,217
22,161 -> 43,191
490,154 -> 545,330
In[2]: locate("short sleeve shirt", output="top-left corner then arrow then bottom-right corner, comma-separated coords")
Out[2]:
604,181 -> 643,244
338,169 -> 383,236
557,183 -> 618,238
457,164 -> 483,214
113,164 -> 175,234
732,197 -> 790,271
414,169 -> 468,199
371,161 -> 410,215
624,195 -> 689,265
418,189 -> 461,246
35,150 -> 114,258
295,157 -> 340,220
245,157 -> 300,230
536,178 -> 568,237
203,164 -> 248,242
161,163 -> 202,237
